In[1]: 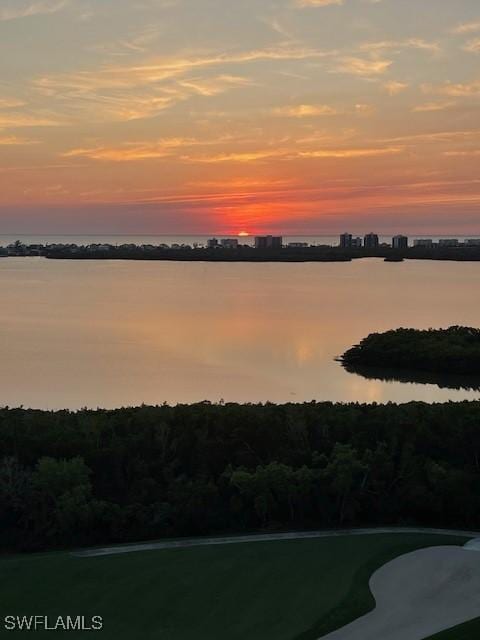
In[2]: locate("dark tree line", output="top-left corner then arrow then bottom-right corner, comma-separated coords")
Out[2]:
45,246 -> 480,262
341,326 -> 480,376
1,400 -> 480,551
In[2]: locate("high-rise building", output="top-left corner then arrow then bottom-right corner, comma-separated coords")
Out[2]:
392,235 -> 408,249
207,238 -> 219,249
414,239 -> 433,247
364,233 -> 379,249
255,236 -> 283,249
220,238 -> 239,249
339,233 -> 353,248
438,239 -> 459,247
340,234 -> 362,248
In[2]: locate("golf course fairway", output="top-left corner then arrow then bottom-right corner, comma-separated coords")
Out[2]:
0,533 -> 477,639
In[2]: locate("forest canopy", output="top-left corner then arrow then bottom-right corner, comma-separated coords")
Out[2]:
2,401 -> 480,552
340,326 -> 480,376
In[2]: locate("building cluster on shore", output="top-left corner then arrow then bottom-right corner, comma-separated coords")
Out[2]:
339,233 -> 480,249
207,234 -> 480,250
2,240 -> 195,257
3,234 -> 480,258
207,236 -> 284,249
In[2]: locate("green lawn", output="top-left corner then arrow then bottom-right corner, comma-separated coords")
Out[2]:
428,619 -> 480,640
0,533 -> 471,639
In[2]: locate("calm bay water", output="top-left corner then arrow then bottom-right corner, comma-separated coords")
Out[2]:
1,257 -> 479,409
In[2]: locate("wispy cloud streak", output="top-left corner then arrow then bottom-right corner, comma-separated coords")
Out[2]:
0,0 -> 68,22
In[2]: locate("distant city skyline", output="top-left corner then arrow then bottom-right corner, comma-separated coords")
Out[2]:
1,0 -> 480,235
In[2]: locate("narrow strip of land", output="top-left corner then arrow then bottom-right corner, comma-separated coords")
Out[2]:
45,246 -> 480,262
72,527 -> 478,557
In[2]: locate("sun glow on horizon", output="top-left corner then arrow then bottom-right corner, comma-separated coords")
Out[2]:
0,0 -> 479,235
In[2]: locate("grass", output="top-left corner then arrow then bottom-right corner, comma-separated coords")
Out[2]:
0,533 -> 469,639
427,619 -> 480,640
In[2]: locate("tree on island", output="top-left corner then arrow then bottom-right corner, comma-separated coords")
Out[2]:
340,326 -> 480,376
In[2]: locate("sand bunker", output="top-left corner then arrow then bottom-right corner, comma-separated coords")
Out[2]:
321,545 -> 480,640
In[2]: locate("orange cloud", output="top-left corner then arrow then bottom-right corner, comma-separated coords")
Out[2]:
0,0 -> 68,22
453,21 -> 480,34
332,56 -> 392,76
444,150 -> 480,157
299,146 -> 403,158
424,79 -> 480,96
383,81 -> 408,95
274,104 -> 338,117
0,135 -> 39,145
296,0 -> 343,6
412,101 -> 455,112
360,39 -> 440,55
182,150 -> 286,163
62,136 -> 238,161
463,39 -> 480,54
0,113 -> 63,127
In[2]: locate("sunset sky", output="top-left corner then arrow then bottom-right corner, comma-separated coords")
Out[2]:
0,0 -> 479,235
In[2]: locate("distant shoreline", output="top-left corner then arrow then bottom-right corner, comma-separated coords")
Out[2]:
43,246 -> 480,262
4,240 -> 480,262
